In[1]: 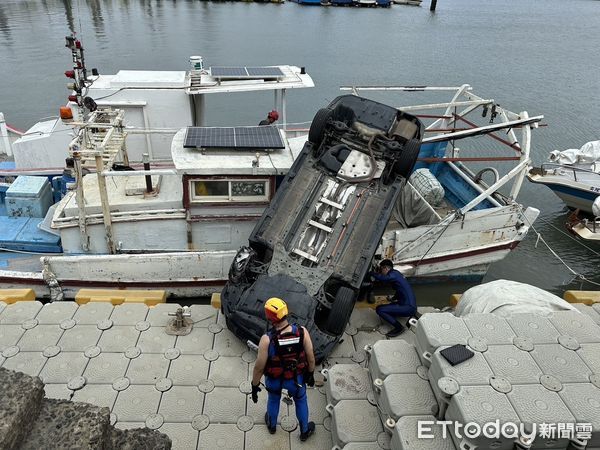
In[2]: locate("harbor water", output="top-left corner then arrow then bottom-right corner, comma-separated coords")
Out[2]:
0,0 -> 599,299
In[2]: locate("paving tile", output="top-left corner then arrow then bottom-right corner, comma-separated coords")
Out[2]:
189,304 -> 218,327
175,327 -> 214,355
159,423 -> 199,450
213,328 -> 248,357
306,388 -> 328,425
158,386 -> 204,422
44,383 -> 73,400
126,353 -> 169,384
35,302 -> 78,324
73,302 -> 114,324
506,313 -> 559,344
97,326 -> 140,352
328,335 -> 355,358
167,354 -> 210,385
84,352 -> 130,384
0,301 -> 43,325
198,424 -> 244,449
352,331 -> 384,352
0,301 -> 5,315
137,326 -> 177,353
322,357 -> 354,366
579,343 -> 600,372
246,393 -> 288,425
39,351 -> 88,383
246,425 -> 291,450
115,422 -> 145,430
208,356 -> 248,387
216,310 -> 227,327
110,303 -> 149,325
17,325 -> 64,351
72,384 -> 118,410
146,304 -> 182,327
291,424 -> 332,449
57,325 -> 102,351
1,351 -> 48,377
530,343 -> 591,383
349,309 -> 381,330
0,325 -> 25,351
113,385 -> 162,422
203,387 -> 246,424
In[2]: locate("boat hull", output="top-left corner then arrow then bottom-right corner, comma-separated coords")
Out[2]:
0,204 -> 538,299
528,171 -> 600,214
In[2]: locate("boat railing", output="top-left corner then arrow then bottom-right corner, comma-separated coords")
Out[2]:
341,84 -> 543,207
540,162 -> 600,182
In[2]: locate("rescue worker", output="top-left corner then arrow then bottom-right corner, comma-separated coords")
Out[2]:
369,259 -> 416,337
251,297 -> 316,441
259,110 -> 279,126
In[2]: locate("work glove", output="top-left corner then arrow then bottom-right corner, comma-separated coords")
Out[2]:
305,371 -> 315,388
251,383 -> 261,403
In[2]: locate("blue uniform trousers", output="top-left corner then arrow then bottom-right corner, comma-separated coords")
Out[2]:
265,374 -> 309,434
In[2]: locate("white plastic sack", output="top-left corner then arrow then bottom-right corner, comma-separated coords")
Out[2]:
408,168 -> 445,206
455,279 -> 578,317
548,140 -> 600,166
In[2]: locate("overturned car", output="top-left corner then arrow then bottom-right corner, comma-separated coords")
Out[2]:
221,95 -> 424,361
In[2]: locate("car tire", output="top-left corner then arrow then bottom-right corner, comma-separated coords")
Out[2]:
308,108 -> 333,147
394,139 -> 421,178
326,286 -> 355,335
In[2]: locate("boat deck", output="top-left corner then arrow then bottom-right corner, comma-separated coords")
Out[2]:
0,299 -> 414,449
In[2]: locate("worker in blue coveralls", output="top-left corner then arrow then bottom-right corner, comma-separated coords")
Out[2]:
369,259 -> 417,337
251,298 -> 316,442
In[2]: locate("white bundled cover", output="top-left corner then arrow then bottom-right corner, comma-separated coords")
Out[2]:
593,197 -> 600,217
408,168 -> 445,206
455,279 -> 578,317
548,140 -> 600,166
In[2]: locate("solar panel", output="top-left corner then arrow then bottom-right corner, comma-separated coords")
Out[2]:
210,66 -> 285,79
210,67 -> 248,77
246,67 -> 284,77
184,126 -> 285,150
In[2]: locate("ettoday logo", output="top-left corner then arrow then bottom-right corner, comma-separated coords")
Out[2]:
417,420 -> 593,442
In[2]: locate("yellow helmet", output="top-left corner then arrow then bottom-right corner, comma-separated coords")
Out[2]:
264,297 -> 288,323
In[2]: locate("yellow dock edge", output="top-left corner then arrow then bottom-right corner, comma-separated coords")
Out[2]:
211,293 -> 221,310
75,289 -> 166,306
564,291 -> 600,306
0,289 -> 36,304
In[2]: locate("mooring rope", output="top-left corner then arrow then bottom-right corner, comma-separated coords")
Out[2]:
519,206 -> 600,288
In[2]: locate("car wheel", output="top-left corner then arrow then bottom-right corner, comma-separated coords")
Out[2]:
326,286 -> 355,335
394,139 -> 421,178
308,108 -> 333,148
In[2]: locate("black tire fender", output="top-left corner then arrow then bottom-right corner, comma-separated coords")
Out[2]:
308,108 -> 333,147
326,286 -> 356,335
395,139 -> 421,178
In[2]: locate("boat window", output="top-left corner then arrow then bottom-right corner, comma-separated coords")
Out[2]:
191,179 -> 270,203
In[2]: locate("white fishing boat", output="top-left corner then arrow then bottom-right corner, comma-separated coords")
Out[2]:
527,140 -> 600,214
0,84 -> 542,299
0,36 -> 314,175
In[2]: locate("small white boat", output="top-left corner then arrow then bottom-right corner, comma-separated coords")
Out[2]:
527,140 -> 600,214
567,196 -> 600,240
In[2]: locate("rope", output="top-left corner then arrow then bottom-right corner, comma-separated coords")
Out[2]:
414,212 -> 456,267
519,207 -> 600,288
